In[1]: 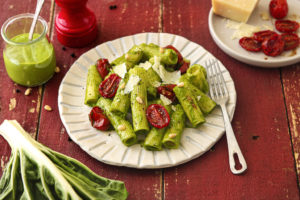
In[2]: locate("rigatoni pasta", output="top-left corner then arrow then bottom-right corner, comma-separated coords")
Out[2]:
144,100 -> 172,151
97,98 -> 137,146
110,74 -> 130,115
162,104 -> 186,149
84,65 -> 102,106
84,43 -> 216,150
129,67 -> 149,134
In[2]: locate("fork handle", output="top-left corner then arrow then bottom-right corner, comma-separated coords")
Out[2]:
220,103 -> 247,174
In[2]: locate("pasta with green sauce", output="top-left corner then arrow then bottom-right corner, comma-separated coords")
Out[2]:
84,43 -> 216,150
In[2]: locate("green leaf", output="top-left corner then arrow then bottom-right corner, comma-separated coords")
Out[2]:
0,120 -> 128,200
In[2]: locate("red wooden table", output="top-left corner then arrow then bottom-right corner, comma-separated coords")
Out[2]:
1,0 -> 300,199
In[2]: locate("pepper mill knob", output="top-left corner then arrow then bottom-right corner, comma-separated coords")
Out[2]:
55,0 -> 97,47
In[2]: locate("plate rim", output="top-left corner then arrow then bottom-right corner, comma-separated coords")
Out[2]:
58,32 -> 237,169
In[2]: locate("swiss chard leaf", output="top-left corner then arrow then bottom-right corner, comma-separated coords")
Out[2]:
0,120 -> 128,200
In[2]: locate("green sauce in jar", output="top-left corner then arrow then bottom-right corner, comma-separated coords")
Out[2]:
3,33 -> 56,86
1,14 -> 56,87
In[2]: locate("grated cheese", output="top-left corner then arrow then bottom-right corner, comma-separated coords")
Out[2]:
226,19 -> 261,39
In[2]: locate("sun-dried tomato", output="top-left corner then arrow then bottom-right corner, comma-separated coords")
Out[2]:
96,58 -> 111,79
157,84 -> 177,102
89,107 -> 110,131
253,30 -> 278,42
146,104 -> 170,129
275,20 -> 299,33
179,60 -> 190,74
262,34 -> 284,56
269,0 -> 288,19
281,33 -> 299,51
99,73 -> 121,98
239,37 -> 262,52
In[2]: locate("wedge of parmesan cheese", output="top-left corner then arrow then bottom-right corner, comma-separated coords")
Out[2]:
212,0 -> 259,23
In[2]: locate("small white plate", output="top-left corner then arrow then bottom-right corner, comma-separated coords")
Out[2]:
208,0 -> 300,68
58,32 -> 237,168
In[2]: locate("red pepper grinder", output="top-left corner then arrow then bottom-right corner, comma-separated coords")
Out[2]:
55,0 -> 98,47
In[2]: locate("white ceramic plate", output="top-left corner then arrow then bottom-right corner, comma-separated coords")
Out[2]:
58,32 -> 237,168
208,0 -> 300,68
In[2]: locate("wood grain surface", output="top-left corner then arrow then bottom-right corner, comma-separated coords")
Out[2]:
282,64 -> 300,187
162,1 -> 299,199
0,0 -> 299,199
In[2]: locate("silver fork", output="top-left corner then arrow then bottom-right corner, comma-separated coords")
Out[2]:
205,59 -> 247,175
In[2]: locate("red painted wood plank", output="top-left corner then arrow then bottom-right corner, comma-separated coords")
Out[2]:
162,0 -> 299,199
37,1 -> 162,199
282,64 -> 300,186
0,0 -> 53,175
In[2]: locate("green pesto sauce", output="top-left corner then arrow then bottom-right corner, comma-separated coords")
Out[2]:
3,33 -> 56,86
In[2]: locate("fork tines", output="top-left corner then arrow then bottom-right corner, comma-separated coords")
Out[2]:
205,59 -> 228,100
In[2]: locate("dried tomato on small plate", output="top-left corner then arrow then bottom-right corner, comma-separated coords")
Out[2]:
262,34 -> 285,57
269,0 -> 288,19
239,37 -> 262,52
275,20 -> 299,33
281,33 -> 299,51
253,30 -> 278,42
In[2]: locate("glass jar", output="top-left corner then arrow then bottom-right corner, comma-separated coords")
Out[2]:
1,13 -> 56,87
